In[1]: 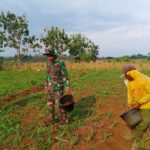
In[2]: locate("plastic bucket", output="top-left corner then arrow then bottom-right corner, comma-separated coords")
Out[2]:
59,95 -> 74,112
120,108 -> 142,128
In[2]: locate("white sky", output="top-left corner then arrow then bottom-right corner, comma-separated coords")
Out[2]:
0,0 -> 150,57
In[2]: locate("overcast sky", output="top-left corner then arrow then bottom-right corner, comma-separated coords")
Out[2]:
0,0 -> 150,57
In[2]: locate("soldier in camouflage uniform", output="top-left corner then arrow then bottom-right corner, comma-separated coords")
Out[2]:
43,49 -> 71,125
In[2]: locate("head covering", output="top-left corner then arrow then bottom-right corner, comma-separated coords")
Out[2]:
43,48 -> 58,56
122,65 -> 136,75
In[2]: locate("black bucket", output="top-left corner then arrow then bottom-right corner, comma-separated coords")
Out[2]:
120,108 -> 142,128
59,95 -> 74,112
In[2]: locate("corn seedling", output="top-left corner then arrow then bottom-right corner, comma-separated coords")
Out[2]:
140,137 -> 150,149
101,131 -> 113,141
47,127 -> 52,147
106,111 -> 113,119
111,120 -> 119,128
87,128 -> 97,141
70,135 -> 83,148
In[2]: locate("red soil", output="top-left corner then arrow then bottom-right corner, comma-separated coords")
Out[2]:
74,98 -> 132,150
0,85 -> 44,105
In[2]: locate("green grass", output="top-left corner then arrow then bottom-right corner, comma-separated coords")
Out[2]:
0,68 -> 122,99
0,68 -> 89,99
0,69 -> 46,98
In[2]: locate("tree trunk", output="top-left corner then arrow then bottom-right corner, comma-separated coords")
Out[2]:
16,49 -> 21,65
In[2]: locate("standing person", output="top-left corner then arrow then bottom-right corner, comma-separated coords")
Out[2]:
43,49 -> 71,125
121,65 -> 150,150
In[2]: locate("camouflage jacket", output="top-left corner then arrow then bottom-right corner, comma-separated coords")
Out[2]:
45,59 -> 70,90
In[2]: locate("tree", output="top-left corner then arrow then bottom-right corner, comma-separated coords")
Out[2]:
0,11 -> 7,52
0,11 -> 41,63
41,26 -> 69,56
22,35 -> 42,55
68,33 -> 99,62
0,31 -> 6,52
1,11 -> 30,62
68,33 -> 87,57
86,40 -> 99,62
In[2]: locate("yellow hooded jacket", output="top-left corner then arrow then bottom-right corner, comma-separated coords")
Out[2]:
127,70 -> 150,109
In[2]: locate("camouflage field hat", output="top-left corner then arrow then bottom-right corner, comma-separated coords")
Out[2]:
43,48 -> 58,56
122,65 -> 136,75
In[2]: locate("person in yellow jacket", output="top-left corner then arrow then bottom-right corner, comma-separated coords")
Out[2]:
122,65 -> 150,150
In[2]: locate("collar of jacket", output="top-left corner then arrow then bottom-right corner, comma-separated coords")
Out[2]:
48,58 -> 59,64
126,70 -> 140,80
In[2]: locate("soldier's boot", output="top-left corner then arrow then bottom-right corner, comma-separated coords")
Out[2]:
59,118 -> 69,125
44,101 -> 55,126
43,112 -> 55,126
59,108 -> 69,125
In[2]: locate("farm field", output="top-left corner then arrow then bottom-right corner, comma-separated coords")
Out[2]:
0,61 -> 150,150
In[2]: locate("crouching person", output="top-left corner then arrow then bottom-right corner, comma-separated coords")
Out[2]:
43,48 -> 71,126
121,65 -> 150,150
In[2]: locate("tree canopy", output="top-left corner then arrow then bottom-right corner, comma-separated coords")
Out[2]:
68,33 -> 99,62
41,26 -> 69,55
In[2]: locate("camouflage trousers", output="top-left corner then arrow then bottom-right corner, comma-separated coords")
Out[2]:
47,89 -> 68,122
131,109 -> 150,149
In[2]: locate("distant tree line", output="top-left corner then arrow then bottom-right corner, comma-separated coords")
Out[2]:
0,11 -> 99,63
102,53 -> 150,62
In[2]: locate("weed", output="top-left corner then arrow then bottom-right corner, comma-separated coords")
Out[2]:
111,120 -> 119,128
101,131 -> 113,141
140,137 -> 150,149
87,128 -> 97,141
70,135 -> 83,147
47,126 -> 53,147
99,89 -> 110,98
0,116 -> 21,146
89,115 -> 100,122
106,111 -> 113,119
